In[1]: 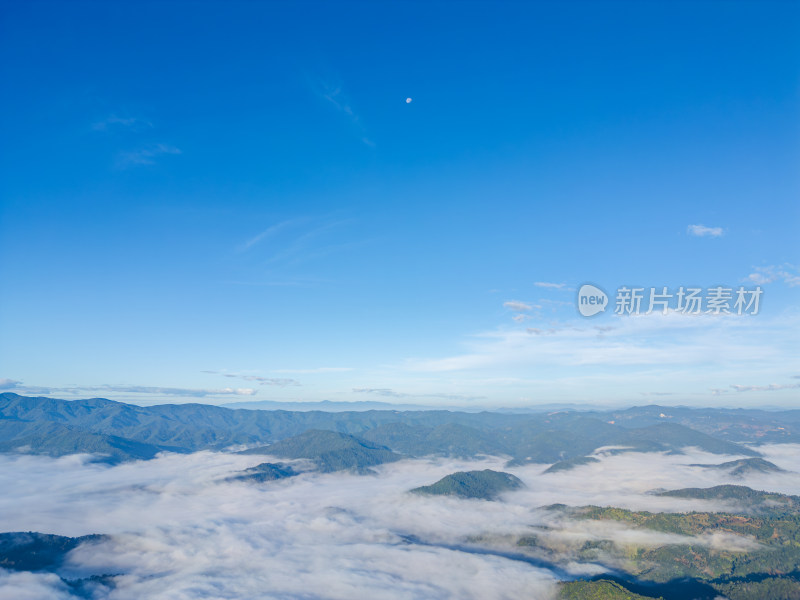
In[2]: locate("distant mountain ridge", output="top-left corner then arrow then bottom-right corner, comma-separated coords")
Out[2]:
0,393 -> 774,465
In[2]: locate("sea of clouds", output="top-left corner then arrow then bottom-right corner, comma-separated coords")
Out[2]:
1,444 -> 798,599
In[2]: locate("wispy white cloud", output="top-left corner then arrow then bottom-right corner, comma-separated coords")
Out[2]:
320,82 -> 355,117
503,300 -> 533,312
504,301 -> 541,323
274,367 -> 354,374
92,115 -> 152,131
11,384 -> 257,399
687,224 -> 724,237
265,219 -> 354,265
352,388 -> 485,402
746,264 -> 800,287
312,76 -> 373,146
116,144 -> 181,168
202,371 -> 300,387
533,282 -> 568,290
227,216 -> 364,287
731,382 -> 800,393
92,385 -> 257,397
237,219 -> 301,253
399,310 -> 799,405
538,298 -> 573,308
0,378 -> 21,390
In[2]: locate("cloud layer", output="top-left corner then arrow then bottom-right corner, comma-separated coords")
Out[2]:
1,445 -> 798,599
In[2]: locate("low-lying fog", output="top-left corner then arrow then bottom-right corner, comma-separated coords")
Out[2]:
1,444 -> 798,600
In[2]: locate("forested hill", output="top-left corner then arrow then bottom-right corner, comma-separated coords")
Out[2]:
0,393 -> 788,464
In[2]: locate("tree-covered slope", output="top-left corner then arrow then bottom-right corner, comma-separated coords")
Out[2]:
618,423 -> 761,457
558,579 -> 661,600
0,420 -> 182,463
0,394 -> 767,464
411,469 -> 524,500
658,484 -> 800,513
360,422 -> 509,458
544,456 -> 600,473
688,457 -> 786,477
240,430 -> 401,473
0,532 -> 105,572
226,462 -> 297,483
529,486 -> 800,599
583,405 -> 800,444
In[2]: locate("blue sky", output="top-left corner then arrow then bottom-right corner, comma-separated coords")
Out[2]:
1,0 -> 798,407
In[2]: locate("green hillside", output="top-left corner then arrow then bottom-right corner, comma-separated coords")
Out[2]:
619,422 -> 761,457
411,469 -> 524,500
361,422 -> 508,458
529,487 -> 800,599
688,457 -> 786,477
582,405 -> 800,444
240,430 -> 401,473
0,532 -> 105,572
0,394 -> 769,464
0,420 -> 182,463
227,462 -> 297,483
544,456 -> 600,473
558,580 -> 660,600
658,484 -> 800,513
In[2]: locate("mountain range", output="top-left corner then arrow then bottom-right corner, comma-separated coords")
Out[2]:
0,393 -> 792,467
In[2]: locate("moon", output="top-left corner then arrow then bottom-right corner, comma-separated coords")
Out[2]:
405,97 -> 412,104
